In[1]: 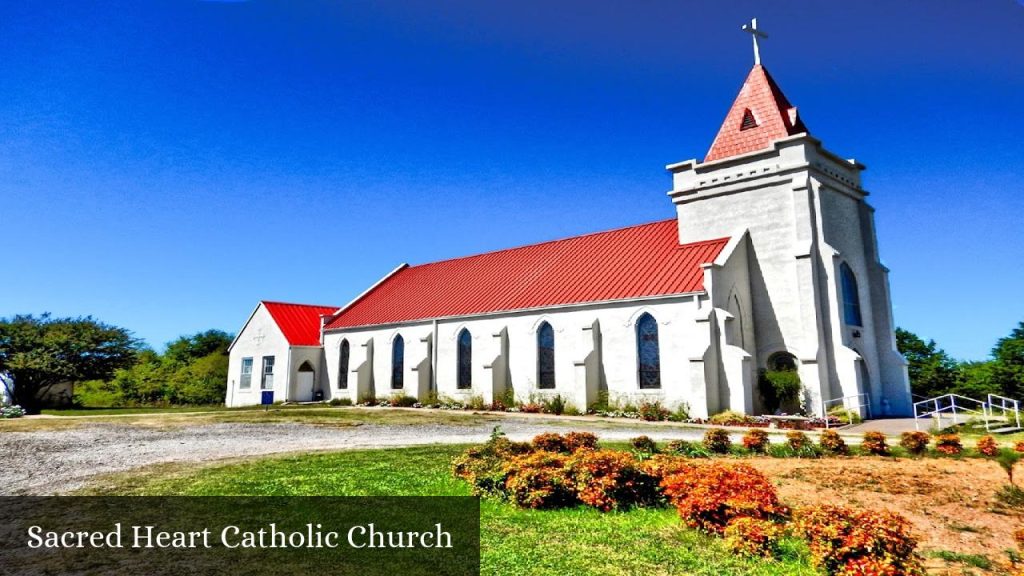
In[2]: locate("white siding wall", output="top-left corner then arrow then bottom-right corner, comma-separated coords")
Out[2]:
226,305 -> 291,407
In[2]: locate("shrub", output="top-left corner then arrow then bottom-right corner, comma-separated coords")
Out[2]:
638,401 -> 671,422
661,461 -> 787,534
977,435 -> 999,457
703,428 -> 732,454
827,405 -> 863,425
328,397 -> 352,407
998,450 -> 1022,484
742,429 -> 770,453
466,395 -> 487,411
724,517 -> 785,558
795,505 -> 924,576
1015,527 -> 1024,550
519,402 -> 543,414
1015,441 -> 1024,454
630,435 -> 658,454
935,433 -> 963,455
1,404 -> 27,418
786,430 -> 811,451
451,434 -> 533,497
899,431 -> 930,456
669,403 -> 690,422
567,449 -> 659,511
563,431 -> 599,452
759,368 -> 802,413
664,439 -> 691,455
709,410 -> 750,426
389,394 -> 418,408
997,484 -> 1024,508
818,429 -> 848,455
532,433 -> 568,453
541,394 -> 566,415
861,431 -> 889,456
503,450 -> 576,509
639,454 -> 695,482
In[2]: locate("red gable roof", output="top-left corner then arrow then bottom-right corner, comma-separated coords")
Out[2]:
704,64 -> 808,163
262,301 -> 338,346
326,220 -> 729,330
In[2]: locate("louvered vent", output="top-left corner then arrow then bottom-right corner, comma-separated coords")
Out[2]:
740,109 -> 757,130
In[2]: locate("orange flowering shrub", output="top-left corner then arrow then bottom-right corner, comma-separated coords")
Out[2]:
786,430 -> 811,452
899,431 -> 930,456
630,435 -> 658,454
531,432 -> 568,453
639,454 -> 695,481
703,428 -> 733,454
564,431 -> 599,452
567,449 -> 659,511
795,505 -> 924,576
451,435 -> 532,496
818,429 -> 848,455
723,517 -> 786,558
977,435 -> 999,457
935,433 -> 963,455
861,431 -> 890,456
1015,440 -> 1024,454
742,429 -> 770,453
1014,527 -> 1024,550
502,450 -> 576,509
661,461 -> 787,534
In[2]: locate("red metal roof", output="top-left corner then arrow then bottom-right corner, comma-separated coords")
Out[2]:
326,220 -> 729,330
704,64 -> 808,163
262,301 -> 338,346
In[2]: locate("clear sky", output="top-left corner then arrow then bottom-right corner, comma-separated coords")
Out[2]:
2,1 -> 1022,360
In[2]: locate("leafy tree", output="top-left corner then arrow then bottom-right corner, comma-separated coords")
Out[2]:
991,322 -> 1024,400
895,328 -> 961,398
0,314 -> 140,412
164,330 -> 232,365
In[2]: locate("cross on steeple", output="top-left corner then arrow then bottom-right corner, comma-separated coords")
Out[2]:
741,18 -> 768,66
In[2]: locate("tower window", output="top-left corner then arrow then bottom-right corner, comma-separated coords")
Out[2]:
636,313 -> 661,389
740,108 -> 757,130
840,262 -> 863,327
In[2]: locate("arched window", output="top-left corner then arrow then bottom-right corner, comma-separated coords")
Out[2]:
457,329 -> 472,389
391,335 -> 404,389
338,340 -> 350,389
537,322 -> 555,389
636,312 -> 661,389
840,262 -> 863,327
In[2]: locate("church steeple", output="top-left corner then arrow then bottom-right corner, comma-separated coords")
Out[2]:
704,64 -> 808,163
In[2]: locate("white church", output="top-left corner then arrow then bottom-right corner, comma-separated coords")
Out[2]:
226,27 -> 913,418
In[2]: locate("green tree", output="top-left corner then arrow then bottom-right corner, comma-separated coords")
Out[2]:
991,322 -> 1024,400
164,330 -> 232,364
0,314 -> 140,412
895,327 -> 961,398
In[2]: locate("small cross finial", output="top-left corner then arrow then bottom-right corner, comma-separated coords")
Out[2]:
741,18 -> 768,65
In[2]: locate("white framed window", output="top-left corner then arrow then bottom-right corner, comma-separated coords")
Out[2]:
240,357 -> 253,389
261,356 -> 275,390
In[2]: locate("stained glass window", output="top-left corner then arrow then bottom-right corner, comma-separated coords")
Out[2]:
457,329 -> 472,389
636,313 -> 661,389
537,322 -> 555,389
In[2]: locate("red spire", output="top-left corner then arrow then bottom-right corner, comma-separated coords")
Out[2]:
704,64 -> 808,163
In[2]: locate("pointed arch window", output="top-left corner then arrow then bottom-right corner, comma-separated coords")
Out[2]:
840,262 -> 863,327
537,322 -> 555,389
338,340 -> 350,389
391,335 -> 404,389
457,329 -> 472,389
636,313 -> 661,389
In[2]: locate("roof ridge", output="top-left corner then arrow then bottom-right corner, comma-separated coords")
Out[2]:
261,300 -> 338,309
406,218 -> 678,269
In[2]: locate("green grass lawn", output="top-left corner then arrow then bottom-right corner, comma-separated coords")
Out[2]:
80,444 -> 817,576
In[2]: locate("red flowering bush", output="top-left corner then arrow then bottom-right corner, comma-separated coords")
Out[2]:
1014,527 -> 1024,550
639,454 -> 695,481
723,517 -> 786,558
786,430 -> 812,452
861,431 -> 889,456
795,505 -> 924,576
742,429 -> 770,453
451,435 -> 533,497
630,435 -> 658,454
703,428 -> 733,454
935,433 -> 963,455
638,401 -> 671,422
531,432 -> 568,453
977,435 -> 999,457
567,449 -> 659,511
564,431 -> 599,452
502,450 -> 576,509
1015,441 -> 1024,454
661,461 -> 787,534
899,431 -> 930,456
818,429 -> 848,455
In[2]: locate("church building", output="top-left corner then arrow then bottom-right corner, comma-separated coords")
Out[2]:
226,31 -> 913,418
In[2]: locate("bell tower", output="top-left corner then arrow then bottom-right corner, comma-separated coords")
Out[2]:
668,19 -> 912,417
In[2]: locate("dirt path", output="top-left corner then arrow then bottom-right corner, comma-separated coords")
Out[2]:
0,417 -> 726,495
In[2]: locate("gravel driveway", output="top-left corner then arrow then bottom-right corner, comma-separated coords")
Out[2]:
1,417 -> 722,495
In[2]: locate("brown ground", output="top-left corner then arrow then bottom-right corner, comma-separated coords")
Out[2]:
748,456 -> 1021,575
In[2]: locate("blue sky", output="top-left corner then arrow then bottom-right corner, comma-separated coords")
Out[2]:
1,1 -> 1022,360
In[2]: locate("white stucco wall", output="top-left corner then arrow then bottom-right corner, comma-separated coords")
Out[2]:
324,294 -> 734,418
226,304 -> 296,407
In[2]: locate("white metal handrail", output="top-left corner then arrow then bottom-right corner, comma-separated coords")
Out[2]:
913,393 -> 990,431
987,393 -> 1022,429
822,393 -> 871,428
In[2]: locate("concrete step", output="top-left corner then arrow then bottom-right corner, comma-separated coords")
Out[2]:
988,426 -> 1022,434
